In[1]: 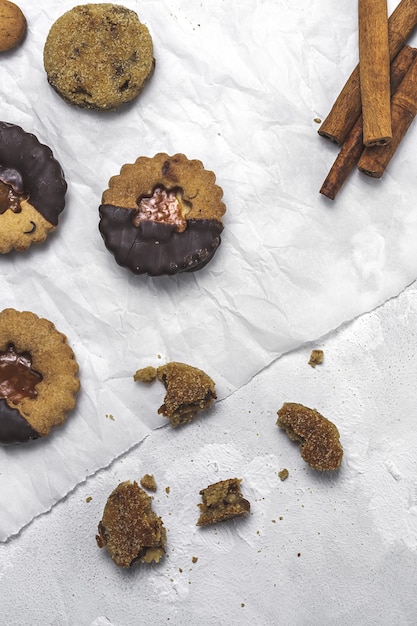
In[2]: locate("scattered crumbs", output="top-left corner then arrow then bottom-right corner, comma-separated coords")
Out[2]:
86,496 -> 92,503
192,556 -> 198,564
140,474 -> 157,491
179,568 -> 183,573
308,349 -> 324,368
278,468 -> 289,481
157,354 -> 162,359
279,516 -> 283,521
314,117 -> 321,124
271,519 -> 276,523
165,486 -> 171,495
105,414 -> 114,421
297,552 -> 301,557
241,603 -> 245,608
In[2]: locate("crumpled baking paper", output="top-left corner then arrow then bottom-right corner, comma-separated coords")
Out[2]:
1,0 -> 417,541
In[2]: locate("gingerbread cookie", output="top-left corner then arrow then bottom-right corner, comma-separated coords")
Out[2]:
276,402 -> 343,471
0,309 -> 80,444
43,4 -> 154,111
96,480 -> 166,568
0,1 -> 27,52
0,122 -> 67,253
99,153 -> 226,275
134,361 -> 217,427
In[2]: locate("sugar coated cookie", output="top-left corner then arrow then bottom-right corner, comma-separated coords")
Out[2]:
0,309 -> 80,444
43,4 -> 155,110
0,122 -> 67,253
96,480 -> 166,567
0,1 -> 27,52
99,154 -> 225,275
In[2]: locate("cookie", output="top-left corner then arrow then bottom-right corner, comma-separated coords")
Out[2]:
0,122 -> 67,253
96,480 -> 166,568
99,153 -> 226,275
134,361 -> 217,427
0,1 -> 27,52
43,4 -> 154,111
196,478 -> 250,526
276,402 -> 343,471
0,309 -> 80,444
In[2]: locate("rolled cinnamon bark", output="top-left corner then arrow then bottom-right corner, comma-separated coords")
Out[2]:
320,46 -> 417,199
358,54 -> 417,178
318,0 -> 417,145
359,0 -> 392,146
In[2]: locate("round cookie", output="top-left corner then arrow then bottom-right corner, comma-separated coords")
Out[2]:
0,309 -> 80,445
0,1 -> 27,52
0,122 -> 67,253
99,153 -> 226,275
43,4 -> 155,111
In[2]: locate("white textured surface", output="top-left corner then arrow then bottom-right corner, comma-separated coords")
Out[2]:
2,282 -> 417,625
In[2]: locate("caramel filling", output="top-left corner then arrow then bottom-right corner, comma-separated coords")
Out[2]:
0,179 -> 26,215
133,186 -> 190,232
0,344 -> 43,404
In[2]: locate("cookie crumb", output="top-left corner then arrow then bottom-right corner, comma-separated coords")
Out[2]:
134,366 -> 157,383
308,349 -> 324,368
105,413 -> 114,421
191,556 -> 198,564
314,117 -> 322,124
165,486 -> 170,495
86,496 -> 92,503
140,474 -> 157,491
278,468 -> 289,481
196,478 -> 250,526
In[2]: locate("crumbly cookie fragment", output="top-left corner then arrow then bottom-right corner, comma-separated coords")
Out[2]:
197,478 -> 250,526
96,480 -> 166,568
276,402 -> 343,471
99,153 -> 225,275
0,1 -> 26,52
308,349 -> 324,368
134,361 -> 216,427
0,308 -> 80,444
43,4 -> 154,110
140,473 -> 157,492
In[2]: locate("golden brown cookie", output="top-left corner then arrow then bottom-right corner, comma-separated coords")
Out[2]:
134,361 -> 217,427
276,402 -> 343,471
43,4 -> 154,111
0,1 -> 27,52
0,309 -> 80,444
96,480 -> 166,568
0,122 -> 67,253
196,478 -> 250,526
99,153 -> 226,275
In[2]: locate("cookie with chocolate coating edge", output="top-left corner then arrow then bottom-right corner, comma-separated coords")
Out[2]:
99,154 -> 226,275
0,309 -> 80,444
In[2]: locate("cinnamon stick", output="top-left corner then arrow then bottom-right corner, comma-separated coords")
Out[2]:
358,54 -> 417,178
359,0 -> 392,146
318,0 -> 417,145
320,46 -> 417,199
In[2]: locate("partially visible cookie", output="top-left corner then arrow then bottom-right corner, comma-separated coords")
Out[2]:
0,308 -> 80,444
96,480 -> 166,568
134,361 -> 217,427
43,4 -> 154,111
196,478 -> 250,526
0,122 -> 67,253
0,1 -> 27,52
99,153 -> 225,275
276,402 -> 343,471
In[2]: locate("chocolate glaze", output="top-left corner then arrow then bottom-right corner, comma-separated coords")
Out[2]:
99,204 -> 223,275
0,122 -> 67,226
0,399 -> 39,445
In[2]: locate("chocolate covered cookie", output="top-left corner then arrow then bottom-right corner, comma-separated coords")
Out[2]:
99,153 -> 226,275
0,309 -> 80,444
0,122 -> 67,253
43,4 -> 154,111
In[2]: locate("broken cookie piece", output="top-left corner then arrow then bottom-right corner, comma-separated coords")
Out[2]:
140,473 -> 157,492
196,478 -> 250,526
134,361 -> 216,427
276,402 -> 343,471
308,349 -> 324,368
96,480 -> 166,568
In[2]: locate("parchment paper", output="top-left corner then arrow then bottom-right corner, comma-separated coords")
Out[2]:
1,0 -> 417,540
